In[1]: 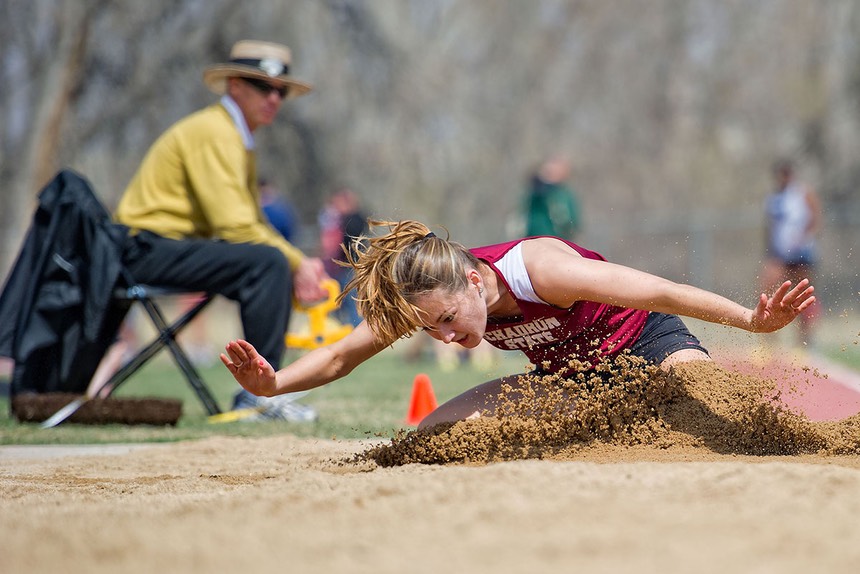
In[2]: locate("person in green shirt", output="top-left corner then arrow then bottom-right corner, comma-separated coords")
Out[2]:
116,40 -> 328,422
523,156 -> 581,240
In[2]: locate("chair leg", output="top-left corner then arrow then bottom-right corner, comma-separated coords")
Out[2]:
105,294 -> 223,415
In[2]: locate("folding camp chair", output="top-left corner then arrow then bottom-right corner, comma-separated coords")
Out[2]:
105,284 -> 221,414
0,169 -> 224,426
38,284 -> 223,428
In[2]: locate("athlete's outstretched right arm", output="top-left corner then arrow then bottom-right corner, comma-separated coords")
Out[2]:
220,321 -> 388,398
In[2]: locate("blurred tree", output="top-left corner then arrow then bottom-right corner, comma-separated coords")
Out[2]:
2,1 -> 860,303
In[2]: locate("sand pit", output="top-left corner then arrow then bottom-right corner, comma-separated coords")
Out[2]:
3,355 -> 860,573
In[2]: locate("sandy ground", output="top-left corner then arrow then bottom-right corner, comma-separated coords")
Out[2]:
3,435 -> 860,574
4,351 -> 860,574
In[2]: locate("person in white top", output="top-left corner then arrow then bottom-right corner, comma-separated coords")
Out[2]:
761,159 -> 823,347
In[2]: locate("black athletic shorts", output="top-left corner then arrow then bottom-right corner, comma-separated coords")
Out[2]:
627,312 -> 709,365
529,312 -> 709,379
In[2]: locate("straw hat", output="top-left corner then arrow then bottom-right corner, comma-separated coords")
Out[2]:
203,40 -> 313,99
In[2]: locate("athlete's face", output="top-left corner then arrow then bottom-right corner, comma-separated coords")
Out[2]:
414,283 -> 487,349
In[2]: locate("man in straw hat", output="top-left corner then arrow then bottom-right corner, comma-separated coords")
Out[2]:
116,40 -> 328,422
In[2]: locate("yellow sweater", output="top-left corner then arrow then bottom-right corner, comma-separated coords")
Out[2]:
116,103 -> 304,268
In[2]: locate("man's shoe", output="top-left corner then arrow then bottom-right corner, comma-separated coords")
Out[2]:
230,389 -> 318,423
261,396 -> 319,422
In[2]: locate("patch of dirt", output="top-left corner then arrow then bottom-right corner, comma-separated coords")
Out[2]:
11,393 -> 182,426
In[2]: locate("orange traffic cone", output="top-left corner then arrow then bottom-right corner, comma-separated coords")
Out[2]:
405,373 -> 438,425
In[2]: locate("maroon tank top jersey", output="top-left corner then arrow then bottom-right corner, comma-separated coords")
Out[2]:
471,239 -> 648,372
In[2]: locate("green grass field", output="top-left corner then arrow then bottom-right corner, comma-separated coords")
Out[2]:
0,346 -> 527,446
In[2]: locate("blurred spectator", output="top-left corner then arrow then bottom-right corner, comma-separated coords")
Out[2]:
260,178 -> 299,243
760,158 -> 823,347
319,195 -> 344,278
319,187 -> 368,326
523,155 -> 581,240
114,40 -> 328,422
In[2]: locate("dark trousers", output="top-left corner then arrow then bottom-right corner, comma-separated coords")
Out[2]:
120,230 -> 292,368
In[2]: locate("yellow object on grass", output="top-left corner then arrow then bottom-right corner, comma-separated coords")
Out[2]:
285,279 -> 353,350
207,407 -> 264,424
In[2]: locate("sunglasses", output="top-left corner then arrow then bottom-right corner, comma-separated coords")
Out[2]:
241,77 -> 289,99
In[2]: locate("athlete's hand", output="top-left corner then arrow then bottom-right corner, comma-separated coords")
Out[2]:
749,279 -> 815,333
220,339 -> 278,396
